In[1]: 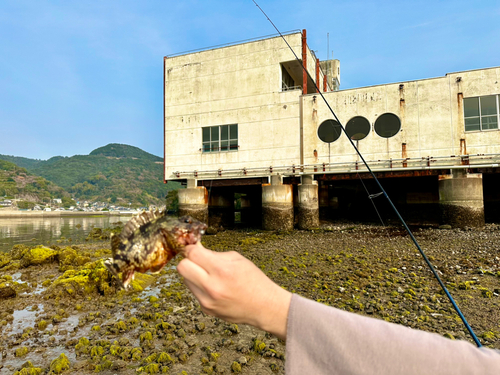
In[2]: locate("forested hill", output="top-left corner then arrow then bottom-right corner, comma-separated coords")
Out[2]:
0,159 -> 71,207
89,143 -> 162,162
0,144 -> 180,207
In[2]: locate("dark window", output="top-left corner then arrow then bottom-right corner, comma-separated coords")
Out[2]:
464,95 -> 499,131
318,119 -> 342,143
374,113 -> 401,138
346,116 -> 371,140
282,65 -> 295,91
202,124 -> 238,152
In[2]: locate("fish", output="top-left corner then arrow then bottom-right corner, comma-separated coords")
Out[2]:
104,211 -> 207,289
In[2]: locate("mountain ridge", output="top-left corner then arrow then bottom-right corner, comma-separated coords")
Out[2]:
0,144 -> 178,207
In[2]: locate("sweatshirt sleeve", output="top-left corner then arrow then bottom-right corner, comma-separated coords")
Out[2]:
285,294 -> 500,375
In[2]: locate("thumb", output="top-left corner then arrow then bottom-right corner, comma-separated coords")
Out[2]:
184,242 -> 217,272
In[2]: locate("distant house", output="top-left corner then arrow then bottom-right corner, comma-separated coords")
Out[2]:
0,200 -> 12,207
52,198 -> 62,204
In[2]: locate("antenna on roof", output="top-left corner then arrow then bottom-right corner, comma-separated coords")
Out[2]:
327,32 -> 329,60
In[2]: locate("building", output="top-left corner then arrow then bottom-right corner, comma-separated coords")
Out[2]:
164,30 -> 500,229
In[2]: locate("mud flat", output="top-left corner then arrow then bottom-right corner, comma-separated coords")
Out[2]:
0,223 -> 499,374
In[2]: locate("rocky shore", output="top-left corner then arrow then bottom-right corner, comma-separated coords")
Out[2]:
0,222 -> 499,374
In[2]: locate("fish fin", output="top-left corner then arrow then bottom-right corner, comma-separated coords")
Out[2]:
121,210 -> 164,239
110,233 -> 121,255
130,273 -> 156,291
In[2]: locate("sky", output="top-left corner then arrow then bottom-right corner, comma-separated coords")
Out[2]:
1,0 -> 499,160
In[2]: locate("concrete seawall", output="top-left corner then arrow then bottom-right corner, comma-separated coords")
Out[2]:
0,210 -> 137,218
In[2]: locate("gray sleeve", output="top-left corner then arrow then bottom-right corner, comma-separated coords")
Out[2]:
285,294 -> 500,375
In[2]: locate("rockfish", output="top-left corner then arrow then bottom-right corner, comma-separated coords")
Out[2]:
104,211 -> 206,289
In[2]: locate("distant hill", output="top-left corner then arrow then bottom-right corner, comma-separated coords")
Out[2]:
0,159 -> 71,207
0,144 -> 181,207
90,143 -> 162,162
0,154 -> 44,170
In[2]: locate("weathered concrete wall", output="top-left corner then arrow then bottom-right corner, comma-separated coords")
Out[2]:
439,171 -> 484,228
262,177 -> 293,231
178,186 -> 208,224
303,67 -> 500,167
164,32 -> 319,179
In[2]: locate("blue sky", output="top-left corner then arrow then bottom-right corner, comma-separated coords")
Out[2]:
1,0 -> 499,160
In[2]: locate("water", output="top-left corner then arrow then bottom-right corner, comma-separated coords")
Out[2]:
0,215 -> 127,253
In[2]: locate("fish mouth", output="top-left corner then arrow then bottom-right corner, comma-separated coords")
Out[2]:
180,225 -> 207,246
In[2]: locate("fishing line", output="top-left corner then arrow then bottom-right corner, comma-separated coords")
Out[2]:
251,0 -> 482,347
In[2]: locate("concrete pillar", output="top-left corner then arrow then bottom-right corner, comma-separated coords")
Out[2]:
438,170 -> 484,228
297,175 -> 319,229
209,188 -> 233,229
178,179 -> 208,224
262,176 -> 293,231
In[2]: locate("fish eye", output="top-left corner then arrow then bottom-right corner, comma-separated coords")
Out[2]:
184,218 -> 192,224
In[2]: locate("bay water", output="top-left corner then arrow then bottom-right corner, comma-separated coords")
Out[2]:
0,215 -> 126,253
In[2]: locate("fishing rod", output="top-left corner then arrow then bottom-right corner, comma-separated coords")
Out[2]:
251,0 -> 482,348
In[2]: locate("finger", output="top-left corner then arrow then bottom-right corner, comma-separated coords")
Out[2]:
177,258 -> 209,290
184,242 -> 219,273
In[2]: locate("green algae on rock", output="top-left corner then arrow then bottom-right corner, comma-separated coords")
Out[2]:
20,246 -> 58,268
49,353 -> 70,374
48,259 -> 117,296
15,346 -> 29,357
13,361 -> 43,375
0,252 -> 11,268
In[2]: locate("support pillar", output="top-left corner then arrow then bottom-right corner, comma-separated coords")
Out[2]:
178,179 -> 208,224
438,170 -> 484,228
262,176 -> 293,231
297,175 -> 319,229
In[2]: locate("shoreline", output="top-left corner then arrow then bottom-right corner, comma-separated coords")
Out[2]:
0,210 -> 137,218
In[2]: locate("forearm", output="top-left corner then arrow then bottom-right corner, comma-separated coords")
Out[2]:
286,294 -> 500,375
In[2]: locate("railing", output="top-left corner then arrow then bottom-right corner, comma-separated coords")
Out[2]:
172,153 -> 500,179
281,85 -> 302,92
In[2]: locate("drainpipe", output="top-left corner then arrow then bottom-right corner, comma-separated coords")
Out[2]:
316,58 -> 320,93
302,29 -> 307,95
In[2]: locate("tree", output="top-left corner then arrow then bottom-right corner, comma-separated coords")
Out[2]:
165,190 -> 179,213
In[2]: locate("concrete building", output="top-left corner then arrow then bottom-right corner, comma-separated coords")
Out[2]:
164,30 -> 500,229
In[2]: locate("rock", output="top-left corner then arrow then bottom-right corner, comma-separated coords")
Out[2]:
20,246 -> 58,268
439,225 -> 452,230
10,245 -> 29,260
231,362 -> 242,373
206,226 -> 219,235
0,286 -> 16,299
237,356 -> 247,365
0,253 -> 10,269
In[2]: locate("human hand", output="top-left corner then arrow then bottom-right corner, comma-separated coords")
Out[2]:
177,242 -> 292,340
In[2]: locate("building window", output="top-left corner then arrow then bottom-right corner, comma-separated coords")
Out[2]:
464,95 -> 499,132
317,119 -> 342,143
346,116 -> 370,140
282,65 -> 295,91
374,113 -> 401,138
202,124 -> 238,152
